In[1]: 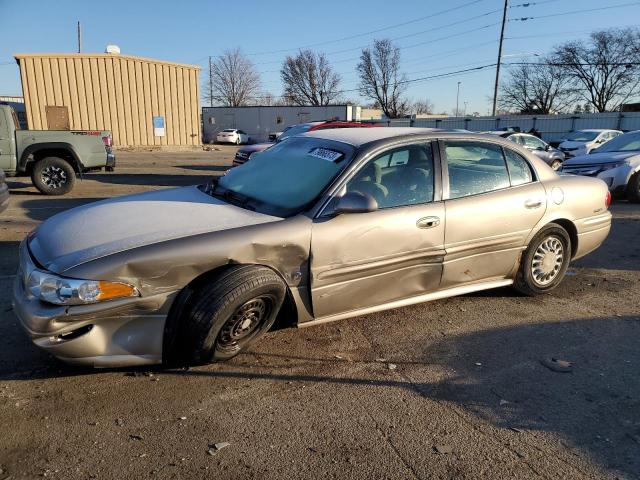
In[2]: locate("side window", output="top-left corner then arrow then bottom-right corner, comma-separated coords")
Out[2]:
346,144 -> 434,208
523,135 -> 545,150
504,148 -> 534,186
444,141 -> 510,199
510,135 -> 525,146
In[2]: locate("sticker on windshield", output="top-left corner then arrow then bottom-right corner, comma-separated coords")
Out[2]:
308,147 -> 344,162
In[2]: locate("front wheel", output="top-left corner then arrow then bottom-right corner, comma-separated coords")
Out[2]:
626,172 -> 640,203
31,157 -> 76,195
176,266 -> 286,364
514,223 -> 571,296
550,159 -> 562,171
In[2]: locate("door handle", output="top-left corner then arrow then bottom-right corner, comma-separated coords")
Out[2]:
524,199 -> 542,209
416,216 -> 440,229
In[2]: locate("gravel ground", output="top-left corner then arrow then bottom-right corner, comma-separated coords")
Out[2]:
0,148 -> 638,480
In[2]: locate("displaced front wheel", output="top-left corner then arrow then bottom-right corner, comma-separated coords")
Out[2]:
514,223 -> 571,296
550,159 -> 562,171
178,266 -> 286,364
31,157 -> 76,195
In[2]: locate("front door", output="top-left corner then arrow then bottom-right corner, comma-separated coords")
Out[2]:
441,140 -> 547,287
310,142 -> 445,319
0,108 -> 16,171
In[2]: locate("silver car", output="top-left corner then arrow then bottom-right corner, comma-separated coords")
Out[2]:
561,130 -> 640,202
13,128 -> 612,367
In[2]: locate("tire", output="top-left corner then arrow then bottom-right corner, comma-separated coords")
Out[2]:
626,172 -> 640,203
105,166 -> 115,172
514,223 -> 571,296
31,157 -> 76,195
235,137 -> 241,145
550,159 -> 562,171
177,265 -> 286,364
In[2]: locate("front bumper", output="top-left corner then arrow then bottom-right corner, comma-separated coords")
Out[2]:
12,241 -> 173,367
106,152 -> 116,169
0,178 -> 9,215
562,164 -> 634,192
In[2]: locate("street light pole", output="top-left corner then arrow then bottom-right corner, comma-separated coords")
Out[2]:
456,81 -> 461,117
463,101 -> 468,117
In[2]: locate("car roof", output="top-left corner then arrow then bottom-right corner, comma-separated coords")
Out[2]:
302,127 -> 444,147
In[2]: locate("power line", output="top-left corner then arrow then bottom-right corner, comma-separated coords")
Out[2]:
245,0 -> 488,56
509,1 -> 640,21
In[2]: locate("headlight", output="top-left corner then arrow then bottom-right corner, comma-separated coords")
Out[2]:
600,161 -> 626,172
27,269 -> 138,305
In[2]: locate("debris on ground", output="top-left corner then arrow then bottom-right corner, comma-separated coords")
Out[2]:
387,363 -> 397,370
207,442 -> 230,456
540,357 -> 573,373
375,358 -> 387,363
433,444 -> 453,454
129,434 -> 144,441
475,362 -> 482,366
499,399 -> 509,406
178,416 -> 187,420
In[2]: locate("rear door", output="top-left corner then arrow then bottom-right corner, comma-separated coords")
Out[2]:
440,140 -> 547,288
310,141 -> 445,318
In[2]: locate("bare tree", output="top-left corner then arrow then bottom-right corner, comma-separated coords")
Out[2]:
280,50 -> 341,106
499,59 -> 576,114
206,48 -> 261,107
413,99 -> 434,115
553,28 -> 640,112
357,39 -> 410,118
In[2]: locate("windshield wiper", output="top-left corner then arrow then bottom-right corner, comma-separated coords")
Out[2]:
211,184 -> 256,211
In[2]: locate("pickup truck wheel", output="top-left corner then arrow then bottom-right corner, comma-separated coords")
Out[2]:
179,266 -> 286,364
626,172 -> 640,203
514,223 -> 571,296
31,157 -> 75,195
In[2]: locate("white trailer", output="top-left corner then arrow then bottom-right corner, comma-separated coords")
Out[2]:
201,105 -> 361,143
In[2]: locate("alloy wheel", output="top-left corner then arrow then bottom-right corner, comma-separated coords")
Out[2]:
531,236 -> 564,286
41,166 -> 68,189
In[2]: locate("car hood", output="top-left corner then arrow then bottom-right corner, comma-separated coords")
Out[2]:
29,186 -> 282,273
238,143 -> 273,154
562,151 -> 639,165
559,141 -> 589,149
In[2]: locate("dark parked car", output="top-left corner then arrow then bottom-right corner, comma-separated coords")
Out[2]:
233,121 -> 376,166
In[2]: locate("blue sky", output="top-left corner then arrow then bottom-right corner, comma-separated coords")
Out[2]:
1,0 -> 639,114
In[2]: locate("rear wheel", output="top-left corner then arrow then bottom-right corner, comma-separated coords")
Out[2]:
550,159 -> 562,171
626,172 -> 640,203
514,223 -> 571,296
173,266 -> 286,364
31,157 -> 76,195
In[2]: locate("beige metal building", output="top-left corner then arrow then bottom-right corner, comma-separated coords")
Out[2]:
14,52 -> 201,148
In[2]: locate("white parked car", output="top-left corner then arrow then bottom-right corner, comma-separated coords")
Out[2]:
558,129 -> 622,158
215,129 -> 249,145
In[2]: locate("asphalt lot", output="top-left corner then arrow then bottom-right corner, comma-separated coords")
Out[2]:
0,148 -> 639,479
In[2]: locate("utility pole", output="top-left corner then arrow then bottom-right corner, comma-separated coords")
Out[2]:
456,81 -> 461,117
77,21 -> 82,53
208,56 -> 213,107
492,0 -> 509,116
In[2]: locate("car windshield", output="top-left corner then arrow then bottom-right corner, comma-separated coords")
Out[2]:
595,131 -> 640,153
276,124 -> 314,142
222,129 -> 235,132
566,131 -> 600,141
213,137 -> 354,216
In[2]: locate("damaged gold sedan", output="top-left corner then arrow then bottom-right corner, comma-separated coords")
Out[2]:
13,128 -> 612,367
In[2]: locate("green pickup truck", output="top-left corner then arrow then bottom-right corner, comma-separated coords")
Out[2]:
0,104 -> 115,195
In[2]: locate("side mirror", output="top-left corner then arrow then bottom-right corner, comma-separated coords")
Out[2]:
334,191 -> 378,214
544,144 -> 551,151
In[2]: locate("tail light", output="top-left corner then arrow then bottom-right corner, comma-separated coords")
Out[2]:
101,134 -> 112,147
605,191 -> 611,208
